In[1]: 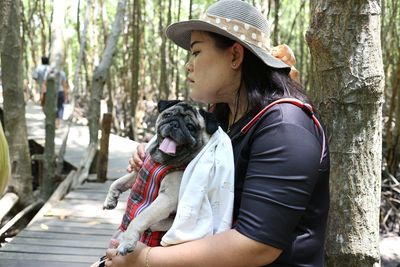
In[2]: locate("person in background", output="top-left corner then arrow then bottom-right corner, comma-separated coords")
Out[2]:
41,68 -> 69,129
32,56 -> 49,103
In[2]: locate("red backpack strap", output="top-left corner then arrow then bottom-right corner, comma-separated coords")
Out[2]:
241,98 -> 326,163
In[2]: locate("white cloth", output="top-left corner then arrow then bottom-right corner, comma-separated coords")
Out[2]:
161,127 -> 235,246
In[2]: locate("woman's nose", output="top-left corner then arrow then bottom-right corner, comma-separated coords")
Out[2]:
185,59 -> 193,72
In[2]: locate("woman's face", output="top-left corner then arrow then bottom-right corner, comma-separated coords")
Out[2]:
186,31 -> 241,104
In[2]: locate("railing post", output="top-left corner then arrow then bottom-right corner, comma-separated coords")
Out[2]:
97,113 -> 112,183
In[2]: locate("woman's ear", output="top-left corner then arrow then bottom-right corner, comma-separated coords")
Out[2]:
231,43 -> 244,69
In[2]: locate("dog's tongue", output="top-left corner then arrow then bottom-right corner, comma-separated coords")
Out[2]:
159,137 -> 177,155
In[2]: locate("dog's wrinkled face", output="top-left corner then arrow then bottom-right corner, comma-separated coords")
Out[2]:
148,101 -> 217,167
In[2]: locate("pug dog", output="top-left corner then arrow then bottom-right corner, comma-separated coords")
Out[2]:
102,100 -> 218,256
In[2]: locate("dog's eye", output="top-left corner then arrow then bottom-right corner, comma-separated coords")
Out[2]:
187,124 -> 195,132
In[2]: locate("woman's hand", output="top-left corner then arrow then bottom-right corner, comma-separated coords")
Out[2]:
104,243 -> 148,267
127,143 -> 146,172
271,44 -> 300,82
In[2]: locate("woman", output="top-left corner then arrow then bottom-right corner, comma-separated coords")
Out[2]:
102,0 -> 329,266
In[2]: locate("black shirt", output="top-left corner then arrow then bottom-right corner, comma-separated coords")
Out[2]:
224,103 -> 330,267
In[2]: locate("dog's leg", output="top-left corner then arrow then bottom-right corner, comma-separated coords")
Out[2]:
150,217 -> 174,232
117,171 -> 183,255
103,171 -> 137,210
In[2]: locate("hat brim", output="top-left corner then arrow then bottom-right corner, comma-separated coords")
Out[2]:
165,20 -> 291,71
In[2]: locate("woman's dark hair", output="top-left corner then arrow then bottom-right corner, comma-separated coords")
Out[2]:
207,32 -> 311,123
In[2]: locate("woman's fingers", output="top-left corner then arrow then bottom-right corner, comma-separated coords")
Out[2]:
127,143 -> 146,172
106,249 -> 118,259
137,143 -> 146,159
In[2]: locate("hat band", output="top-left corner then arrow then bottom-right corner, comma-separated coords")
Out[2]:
200,13 -> 271,53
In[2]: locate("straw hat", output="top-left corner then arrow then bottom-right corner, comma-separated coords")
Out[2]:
165,0 -> 290,71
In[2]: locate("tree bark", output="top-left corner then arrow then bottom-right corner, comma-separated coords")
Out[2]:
130,0 -> 143,140
42,0 -> 67,200
56,0 -> 91,176
306,1 -> 384,266
158,0 -> 169,100
88,0 -> 127,145
0,0 -> 12,52
174,0 -> 182,99
97,113 -> 112,183
272,0 -> 280,45
1,0 -> 33,206
38,0 -> 49,57
184,0 -> 193,100
386,53 -> 400,174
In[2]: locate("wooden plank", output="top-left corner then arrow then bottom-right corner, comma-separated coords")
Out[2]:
7,104 -> 141,265
47,201 -> 127,213
64,192 -> 110,201
62,191 -> 128,204
0,192 -> 19,222
48,197 -> 112,205
0,251 -> 98,263
29,219 -> 117,230
29,171 -> 76,226
17,230 -> 111,241
1,243 -> 105,256
72,184 -> 117,192
26,224 -> 115,235
0,259 -> 90,267
39,214 -> 124,225
9,236 -> 110,249
32,214 -> 118,225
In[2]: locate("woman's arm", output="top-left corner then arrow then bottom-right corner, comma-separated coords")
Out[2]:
107,229 -> 282,267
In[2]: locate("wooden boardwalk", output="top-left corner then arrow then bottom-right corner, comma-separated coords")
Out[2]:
0,102 -> 136,266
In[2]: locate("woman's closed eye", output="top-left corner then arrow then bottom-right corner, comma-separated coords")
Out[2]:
191,51 -> 200,57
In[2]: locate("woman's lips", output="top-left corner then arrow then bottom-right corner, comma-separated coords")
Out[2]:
187,77 -> 194,83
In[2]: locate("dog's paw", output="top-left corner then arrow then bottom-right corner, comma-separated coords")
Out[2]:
117,235 -> 138,256
103,197 -> 118,210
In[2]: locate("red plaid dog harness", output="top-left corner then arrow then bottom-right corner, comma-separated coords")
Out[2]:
119,154 -> 186,247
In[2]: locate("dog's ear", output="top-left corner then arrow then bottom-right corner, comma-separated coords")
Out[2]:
157,100 -> 181,113
199,109 -> 218,135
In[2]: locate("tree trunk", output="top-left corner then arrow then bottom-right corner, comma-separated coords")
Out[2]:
130,0 -> 142,140
97,113 -> 112,183
184,0 -> 193,100
272,0 -> 280,45
56,0 -> 91,176
174,0 -> 182,99
0,0 -> 12,52
306,1 -> 384,266
1,0 -> 33,206
38,0 -> 49,57
42,0 -> 67,200
158,0 -> 168,100
88,0 -> 127,145
386,53 -> 400,174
